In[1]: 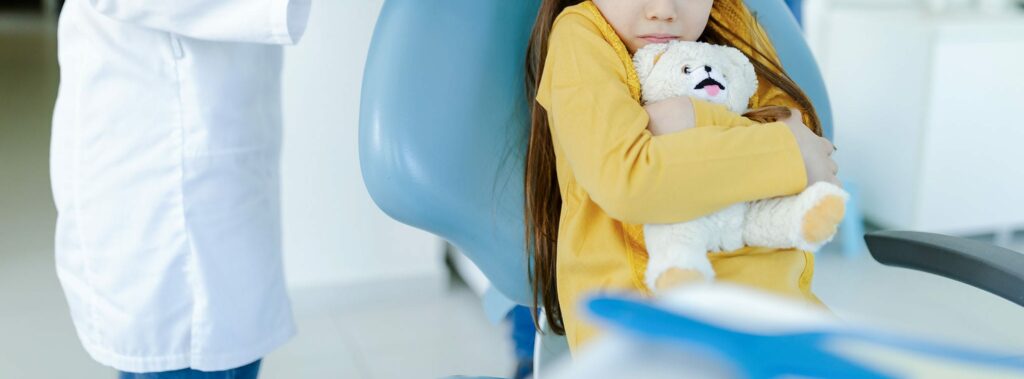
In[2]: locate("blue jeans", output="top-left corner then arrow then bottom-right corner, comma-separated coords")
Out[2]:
508,306 -> 536,361
507,306 -> 536,379
118,360 -> 261,379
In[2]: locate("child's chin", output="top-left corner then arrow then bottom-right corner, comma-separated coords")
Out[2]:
631,39 -> 670,53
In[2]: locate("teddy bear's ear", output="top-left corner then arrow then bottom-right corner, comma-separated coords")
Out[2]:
719,46 -> 759,110
720,46 -> 756,85
633,43 -> 670,85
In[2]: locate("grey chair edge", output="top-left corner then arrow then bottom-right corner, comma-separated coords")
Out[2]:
864,230 -> 1024,308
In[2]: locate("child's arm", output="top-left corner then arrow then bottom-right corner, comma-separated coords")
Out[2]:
645,96 -> 763,136
537,14 -> 807,225
646,97 -> 840,188
643,96 -> 698,136
647,95 -> 816,137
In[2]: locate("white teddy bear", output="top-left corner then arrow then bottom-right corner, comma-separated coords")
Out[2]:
633,41 -> 849,291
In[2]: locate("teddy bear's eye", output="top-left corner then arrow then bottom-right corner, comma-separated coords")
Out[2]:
683,66 -> 692,74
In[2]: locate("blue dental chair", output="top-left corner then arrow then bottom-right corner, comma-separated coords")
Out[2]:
358,0 -> 1024,376
357,0 -> 830,374
359,0 -> 832,311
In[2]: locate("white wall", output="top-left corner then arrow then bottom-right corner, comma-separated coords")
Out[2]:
804,0 -> 1024,240
280,1 -> 445,289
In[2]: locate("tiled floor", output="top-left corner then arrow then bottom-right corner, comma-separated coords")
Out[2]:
2,10 -> 1024,379
261,281 -> 516,379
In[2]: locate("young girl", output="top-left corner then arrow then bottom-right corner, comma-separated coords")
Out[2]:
524,0 -> 840,352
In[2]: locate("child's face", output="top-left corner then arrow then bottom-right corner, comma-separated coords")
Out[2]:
593,0 -> 713,54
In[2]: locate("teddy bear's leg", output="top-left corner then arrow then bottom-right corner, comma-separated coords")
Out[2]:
743,182 -> 849,252
802,190 -> 847,246
713,204 -> 747,252
644,221 -> 715,292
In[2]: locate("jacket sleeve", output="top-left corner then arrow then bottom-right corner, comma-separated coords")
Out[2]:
691,98 -> 761,127
85,0 -> 311,44
536,13 -> 807,225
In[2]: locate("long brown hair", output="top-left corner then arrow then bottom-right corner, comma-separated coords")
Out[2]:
524,0 -> 821,335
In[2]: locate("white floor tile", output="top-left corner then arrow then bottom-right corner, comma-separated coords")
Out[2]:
260,314 -> 370,379
328,285 -> 515,379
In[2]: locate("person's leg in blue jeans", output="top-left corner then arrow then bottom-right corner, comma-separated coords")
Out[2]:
118,360 -> 261,379
508,306 -> 536,379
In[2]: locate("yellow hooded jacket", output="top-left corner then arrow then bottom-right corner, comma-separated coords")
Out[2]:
535,1 -> 824,352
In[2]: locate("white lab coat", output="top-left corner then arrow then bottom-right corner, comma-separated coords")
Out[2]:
51,0 -> 311,372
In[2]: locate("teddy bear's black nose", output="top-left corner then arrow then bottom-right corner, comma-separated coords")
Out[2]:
704,66 -> 712,73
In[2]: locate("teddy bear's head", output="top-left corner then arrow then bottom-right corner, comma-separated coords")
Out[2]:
633,41 -> 757,113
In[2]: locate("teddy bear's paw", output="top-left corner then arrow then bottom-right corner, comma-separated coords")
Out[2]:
801,194 -> 846,244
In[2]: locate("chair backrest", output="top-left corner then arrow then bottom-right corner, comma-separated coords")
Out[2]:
359,0 -> 833,305
746,0 -> 833,139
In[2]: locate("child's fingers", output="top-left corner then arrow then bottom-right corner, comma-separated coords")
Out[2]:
819,137 -> 835,154
787,107 -> 802,119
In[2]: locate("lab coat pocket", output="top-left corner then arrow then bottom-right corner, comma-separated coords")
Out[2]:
169,34 -> 184,59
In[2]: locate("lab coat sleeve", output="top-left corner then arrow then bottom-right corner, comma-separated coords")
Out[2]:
536,13 -> 808,225
85,0 -> 312,44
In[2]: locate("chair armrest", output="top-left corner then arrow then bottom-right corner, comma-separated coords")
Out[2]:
864,230 -> 1024,307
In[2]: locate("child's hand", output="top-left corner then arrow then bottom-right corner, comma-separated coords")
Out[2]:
782,108 -> 840,187
644,96 -> 696,136
655,267 -> 706,291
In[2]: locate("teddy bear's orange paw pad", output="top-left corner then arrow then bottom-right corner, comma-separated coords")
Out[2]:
802,195 -> 846,243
